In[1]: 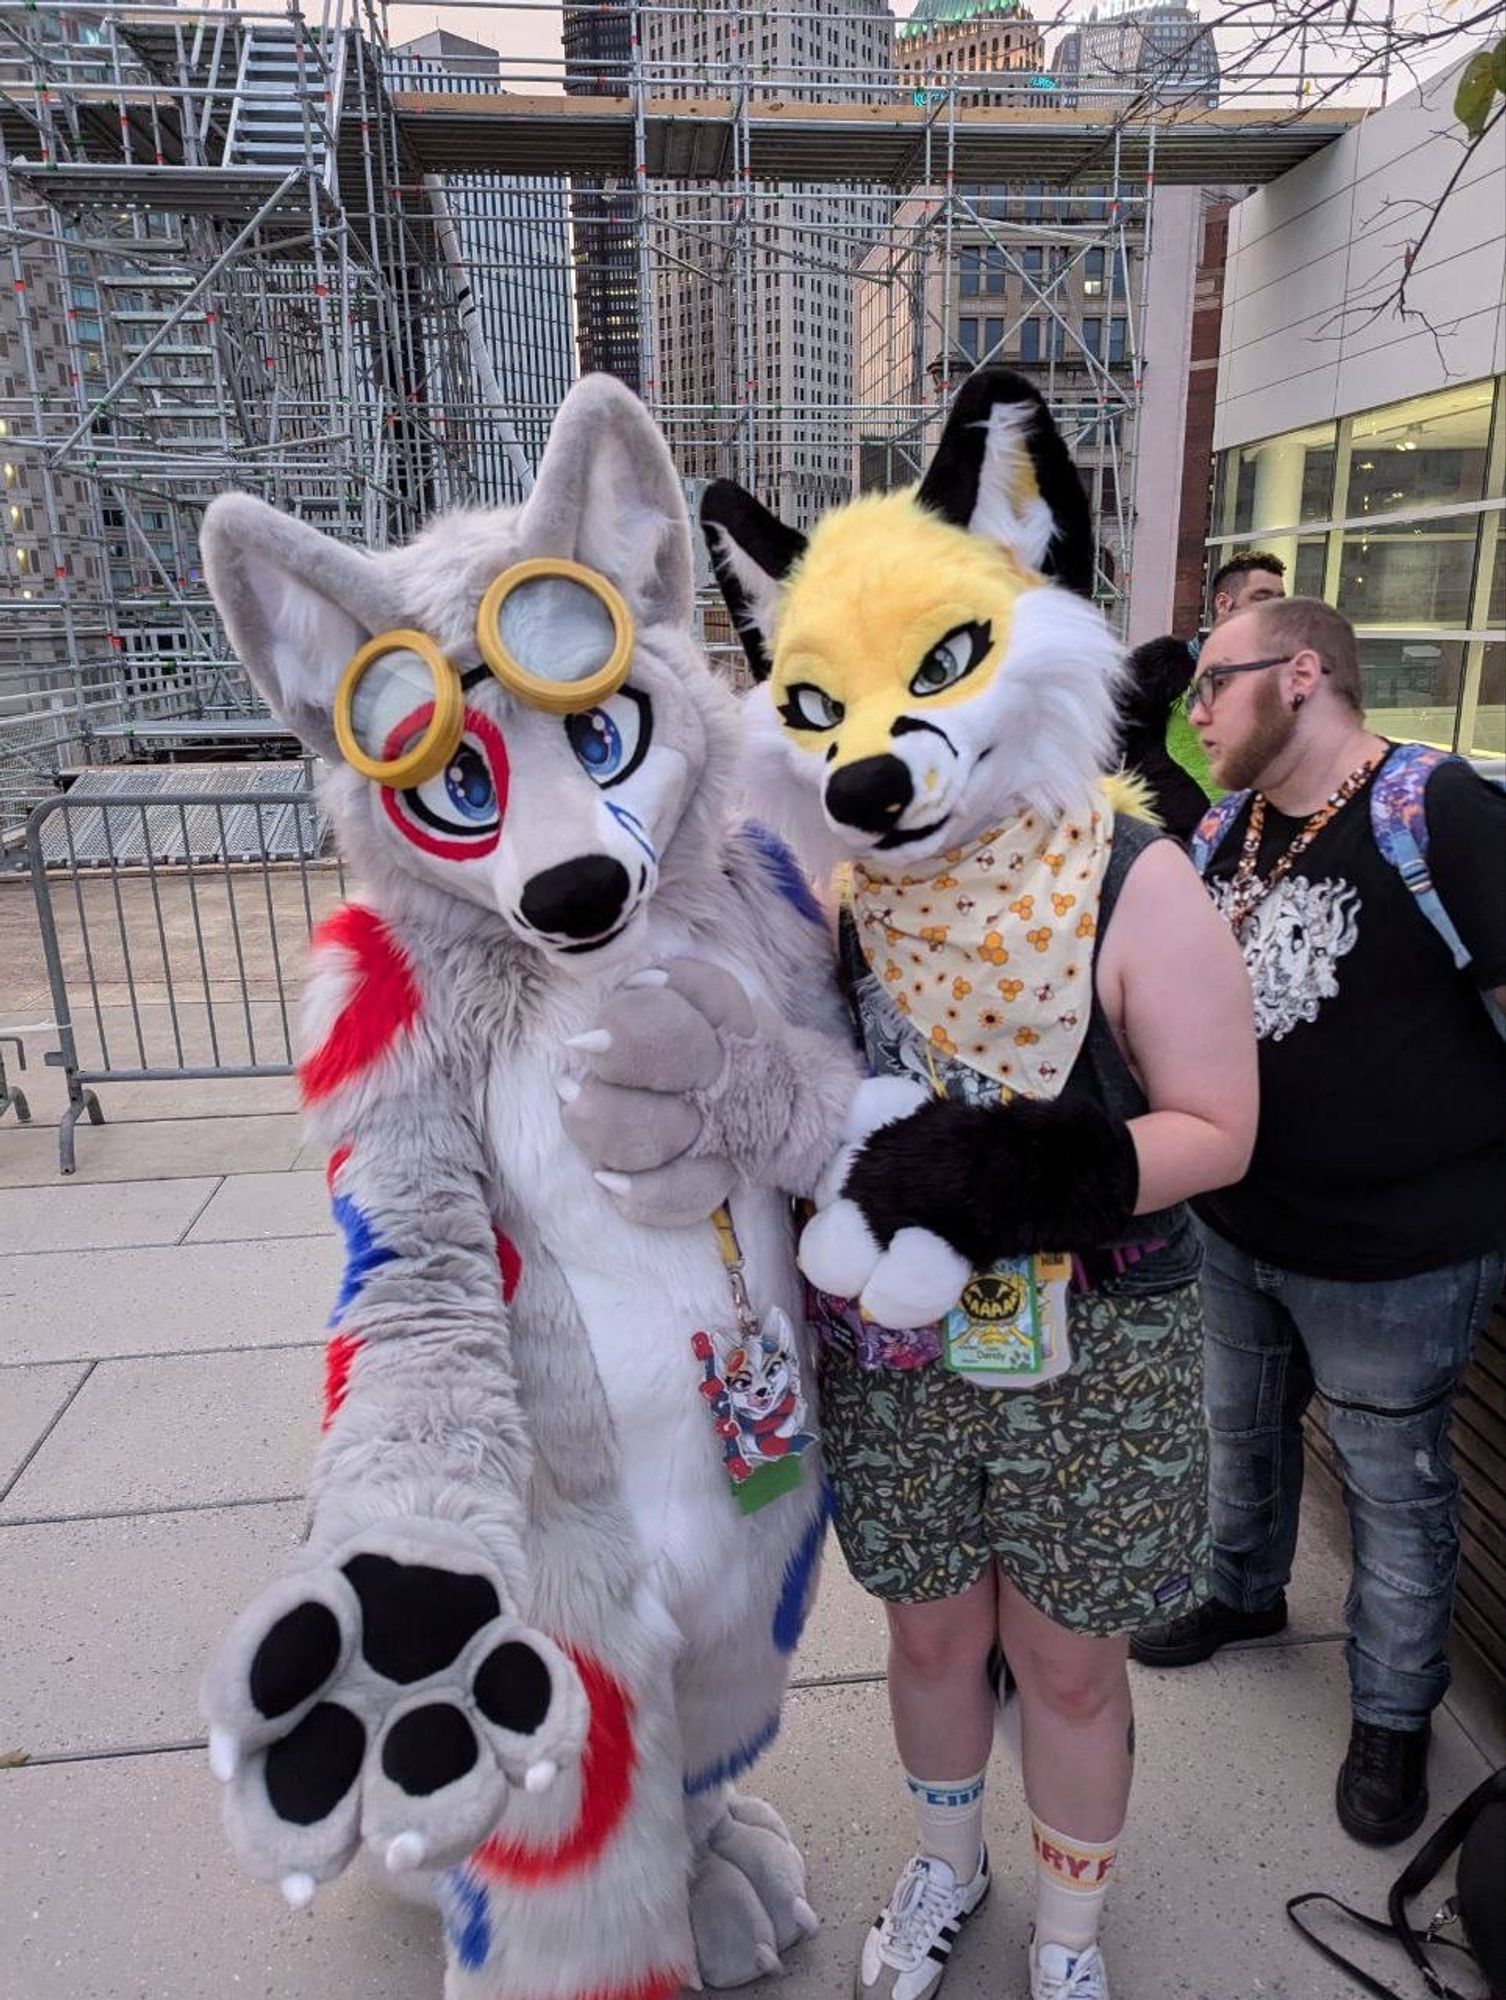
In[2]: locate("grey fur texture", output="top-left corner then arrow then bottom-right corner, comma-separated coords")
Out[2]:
197,376 -> 857,1994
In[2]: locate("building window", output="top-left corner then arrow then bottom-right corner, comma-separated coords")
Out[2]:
1108,316 -> 1127,366
960,247 -> 981,296
958,317 -> 979,359
1083,317 -> 1103,359
1084,247 -> 1105,297
1020,318 -> 1041,362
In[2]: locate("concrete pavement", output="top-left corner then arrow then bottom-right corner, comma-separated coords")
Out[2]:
1,1047 -> 1499,2000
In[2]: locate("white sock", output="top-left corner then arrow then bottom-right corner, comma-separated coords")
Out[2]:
906,1767 -> 986,1885
1031,1814 -> 1120,1953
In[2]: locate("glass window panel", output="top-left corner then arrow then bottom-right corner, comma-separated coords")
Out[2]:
1108,317 -> 1127,365
1224,423 -> 1337,534
960,247 -> 980,296
1347,381 -> 1495,517
1083,317 -> 1103,358
984,317 -> 1005,354
1023,245 -> 1044,279
1336,513 -> 1482,627
1464,642 -> 1503,759
1020,318 -> 1040,362
1356,636 -> 1464,750
959,317 -> 979,359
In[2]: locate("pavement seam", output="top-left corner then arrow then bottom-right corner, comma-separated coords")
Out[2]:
14,1738 -> 207,1768
0,1337 -> 325,1370
0,1490 -> 305,1529
0,1223 -> 332,1257
0,1360 -> 97,1507
176,1173 -> 229,1244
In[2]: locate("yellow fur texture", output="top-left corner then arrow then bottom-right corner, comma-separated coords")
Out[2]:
774,491 -> 1041,764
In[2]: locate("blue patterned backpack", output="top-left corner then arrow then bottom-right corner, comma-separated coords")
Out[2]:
1190,742 -> 1506,1042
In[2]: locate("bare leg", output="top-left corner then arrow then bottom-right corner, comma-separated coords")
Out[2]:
998,1574 -> 1132,1837
886,1570 -> 999,1780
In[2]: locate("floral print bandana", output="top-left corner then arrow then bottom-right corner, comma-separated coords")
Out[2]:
850,803 -> 1113,1099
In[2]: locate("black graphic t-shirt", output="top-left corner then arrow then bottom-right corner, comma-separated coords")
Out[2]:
1196,748 -> 1506,1280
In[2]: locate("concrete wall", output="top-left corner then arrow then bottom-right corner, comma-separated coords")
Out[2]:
1215,55 -> 1506,453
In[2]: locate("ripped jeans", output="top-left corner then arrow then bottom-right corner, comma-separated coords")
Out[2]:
1198,1225 -> 1504,1731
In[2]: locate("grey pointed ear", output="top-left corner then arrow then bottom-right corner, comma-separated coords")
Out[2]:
918,368 -> 1095,599
200,495 -> 398,761
698,481 -> 808,683
519,374 -> 694,631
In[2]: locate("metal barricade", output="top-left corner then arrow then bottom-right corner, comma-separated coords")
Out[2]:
23,770 -> 345,1172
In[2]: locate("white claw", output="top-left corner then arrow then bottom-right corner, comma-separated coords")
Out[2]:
281,1872 -> 316,1910
792,1896 -> 820,1938
564,1029 -> 613,1055
682,1968 -> 705,1993
555,1075 -> 581,1105
386,1831 -> 427,1874
594,1171 -> 632,1196
523,1758 -> 558,1795
753,1943 -> 784,1976
625,967 -> 670,989
207,1726 -> 239,1783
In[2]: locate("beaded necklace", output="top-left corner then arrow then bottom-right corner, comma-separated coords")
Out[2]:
1226,751 -> 1385,937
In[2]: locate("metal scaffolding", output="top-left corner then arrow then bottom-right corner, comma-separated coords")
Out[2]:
0,0 -> 1358,835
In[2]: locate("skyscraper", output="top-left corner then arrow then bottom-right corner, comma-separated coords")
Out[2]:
563,2 -> 643,391
644,1 -> 895,527
389,31 -> 576,501
1051,2 -> 1220,111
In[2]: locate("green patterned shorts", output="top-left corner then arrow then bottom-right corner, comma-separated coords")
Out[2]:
817,1283 -> 1209,1635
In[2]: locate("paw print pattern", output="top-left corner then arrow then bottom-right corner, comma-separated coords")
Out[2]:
203,1529 -> 589,1902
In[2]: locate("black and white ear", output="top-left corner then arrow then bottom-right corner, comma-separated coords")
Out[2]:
699,481 -> 809,683
520,374 -> 694,632
200,495 -> 398,763
917,368 -> 1095,599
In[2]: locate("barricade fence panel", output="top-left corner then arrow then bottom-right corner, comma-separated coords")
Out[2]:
24,771 -> 345,1171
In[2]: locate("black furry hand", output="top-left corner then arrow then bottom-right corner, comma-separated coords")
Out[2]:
841,1095 -> 1140,1267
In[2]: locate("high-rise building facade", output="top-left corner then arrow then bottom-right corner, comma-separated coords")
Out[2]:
563,2 -> 642,391
644,1 -> 895,528
896,0 -> 1043,92
1051,2 -> 1220,111
389,31 -> 575,503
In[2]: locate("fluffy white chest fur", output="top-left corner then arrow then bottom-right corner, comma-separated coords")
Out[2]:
482,921 -> 808,1627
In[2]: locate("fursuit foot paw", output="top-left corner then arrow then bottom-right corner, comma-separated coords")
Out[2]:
690,1792 -> 818,1988
200,1520 -> 587,1903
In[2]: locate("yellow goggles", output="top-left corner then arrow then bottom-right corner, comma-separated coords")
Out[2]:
333,558 -> 635,788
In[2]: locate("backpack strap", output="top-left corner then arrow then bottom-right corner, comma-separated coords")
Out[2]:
1189,791 -> 1247,876
1370,745 -> 1506,1043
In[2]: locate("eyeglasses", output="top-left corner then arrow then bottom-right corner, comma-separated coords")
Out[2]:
334,557 -> 635,788
1184,655 -> 1293,716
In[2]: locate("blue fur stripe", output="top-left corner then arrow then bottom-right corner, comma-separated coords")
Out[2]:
743,822 -> 827,929
439,1865 -> 491,1971
329,1191 -> 398,1319
773,1493 -> 830,1655
683,1709 -> 782,1796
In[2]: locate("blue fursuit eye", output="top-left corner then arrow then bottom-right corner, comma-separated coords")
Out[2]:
565,688 -> 651,789
444,744 -> 497,822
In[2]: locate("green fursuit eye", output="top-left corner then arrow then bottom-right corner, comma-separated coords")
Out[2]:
909,620 -> 993,697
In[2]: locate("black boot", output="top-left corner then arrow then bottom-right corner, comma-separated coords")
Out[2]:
1336,1718 -> 1431,1846
1129,1592 -> 1288,1668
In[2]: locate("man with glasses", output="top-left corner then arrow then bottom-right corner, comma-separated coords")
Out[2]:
1130,594 -> 1506,1846
1117,552 -> 1287,840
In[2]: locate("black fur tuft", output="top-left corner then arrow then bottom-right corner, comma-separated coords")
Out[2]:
699,480 -> 808,683
917,368 -> 1095,599
841,1093 -> 1139,1267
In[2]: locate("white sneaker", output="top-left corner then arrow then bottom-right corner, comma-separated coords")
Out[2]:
855,1850 -> 990,2000
1030,1937 -> 1111,1999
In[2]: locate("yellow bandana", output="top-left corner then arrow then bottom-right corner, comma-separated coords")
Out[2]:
851,803 -> 1113,1100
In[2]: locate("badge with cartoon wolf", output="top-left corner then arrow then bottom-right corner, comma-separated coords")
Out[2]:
196,377 -> 872,1997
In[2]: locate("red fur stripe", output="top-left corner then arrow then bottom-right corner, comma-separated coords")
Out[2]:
493,1228 -> 522,1305
529,1976 -> 685,2000
326,1144 -> 352,1193
322,1331 -> 365,1432
299,905 -> 420,1106
472,1648 -> 636,1886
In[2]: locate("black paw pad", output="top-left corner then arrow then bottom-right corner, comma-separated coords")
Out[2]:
474,1641 -> 552,1735
382,1703 -> 479,1797
264,1702 -> 366,1824
342,1554 -> 500,1684
249,1601 -> 343,1720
